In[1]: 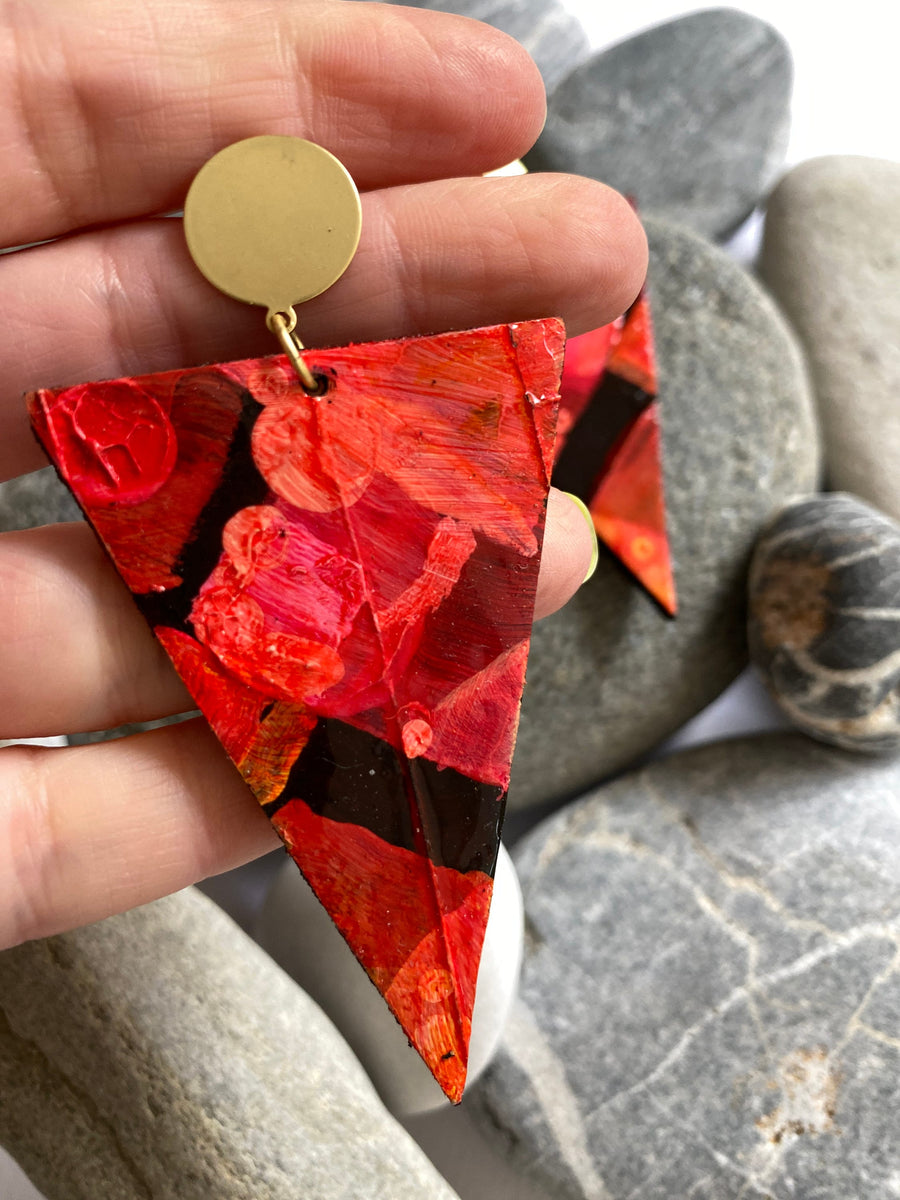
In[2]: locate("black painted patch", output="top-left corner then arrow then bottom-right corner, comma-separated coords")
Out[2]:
266,717 -> 504,876
553,373 -> 651,501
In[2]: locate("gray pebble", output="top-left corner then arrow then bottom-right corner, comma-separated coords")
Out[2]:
760,156 -> 900,524
0,888 -> 459,1200
749,493 -> 900,752
0,467 -> 80,532
526,8 -> 792,239
510,216 -> 820,808
476,734 -> 900,1198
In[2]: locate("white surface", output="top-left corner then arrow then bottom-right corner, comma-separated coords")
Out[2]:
1,4 -> 896,1199
655,666 -> 790,755
0,737 -> 67,749
0,1152 -> 41,1200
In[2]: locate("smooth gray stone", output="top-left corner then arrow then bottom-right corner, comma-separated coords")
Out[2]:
0,467 -> 80,532
474,735 -> 900,1198
749,493 -> 900,753
526,8 -> 792,239
385,0 -> 589,90
509,217 -> 820,809
760,156 -> 900,523
0,888 -> 459,1200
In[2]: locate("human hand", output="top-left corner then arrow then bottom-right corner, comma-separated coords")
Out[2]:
0,0 -> 647,949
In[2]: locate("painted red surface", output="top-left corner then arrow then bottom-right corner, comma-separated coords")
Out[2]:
30,369 -> 247,591
274,799 -> 492,1103
556,290 -> 677,615
39,378 -> 178,506
591,406 -> 676,616
156,627 -> 316,805
606,289 -> 657,395
28,318 -> 563,1100
557,318 -> 622,449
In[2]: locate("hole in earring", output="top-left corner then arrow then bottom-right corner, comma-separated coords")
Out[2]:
303,371 -> 331,397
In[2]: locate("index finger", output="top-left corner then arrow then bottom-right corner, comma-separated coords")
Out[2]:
0,0 -> 546,245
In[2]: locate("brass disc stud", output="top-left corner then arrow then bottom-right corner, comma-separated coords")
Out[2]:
183,135 -> 362,388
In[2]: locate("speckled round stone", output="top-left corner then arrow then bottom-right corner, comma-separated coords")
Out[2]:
474,734 -> 900,1199
509,216 -> 820,809
525,8 -> 792,239
749,493 -> 900,752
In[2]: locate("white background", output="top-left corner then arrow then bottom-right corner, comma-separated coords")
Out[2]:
2,2 -> 898,1198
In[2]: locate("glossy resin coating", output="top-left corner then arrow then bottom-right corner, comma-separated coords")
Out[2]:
28,319 -> 564,1102
555,290 -> 677,615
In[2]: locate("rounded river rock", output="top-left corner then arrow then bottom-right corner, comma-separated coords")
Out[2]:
0,888 -> 459,1200
760,156 -> 900,524
510,216 -> 820,809
525,8 -> 792,239
749,493 -> 900,752
475,734 -> 900,1198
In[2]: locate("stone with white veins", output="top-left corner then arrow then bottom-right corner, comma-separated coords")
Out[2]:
525,8 -> 792,239
473,735 -> 900,1198
760,156 -> 900,524
749,493 -> 900,752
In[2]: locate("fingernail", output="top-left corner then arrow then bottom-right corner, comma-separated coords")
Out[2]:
561,491 -> 599,584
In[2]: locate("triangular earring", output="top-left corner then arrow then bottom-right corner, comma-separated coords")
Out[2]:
28,135 -> 562,1103
555,288 -> 677,616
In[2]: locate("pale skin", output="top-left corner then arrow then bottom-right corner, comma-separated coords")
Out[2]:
0,0 -> 647,950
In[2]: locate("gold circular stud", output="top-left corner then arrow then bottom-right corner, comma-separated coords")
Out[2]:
183,135 -> 362,313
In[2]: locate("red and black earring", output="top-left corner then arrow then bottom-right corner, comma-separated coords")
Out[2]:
28,135 -> 563,1103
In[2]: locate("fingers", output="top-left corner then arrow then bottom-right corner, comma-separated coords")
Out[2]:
0,493 -> 595,949
0,0 -> 545,245
0,174 -> 647,479
0,523 -> 192,740
0,489 -> 595,948
537,489 -> 597,619
0,489 -> 596,947
0,492 -> 594,740
0,719 -> 278,948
